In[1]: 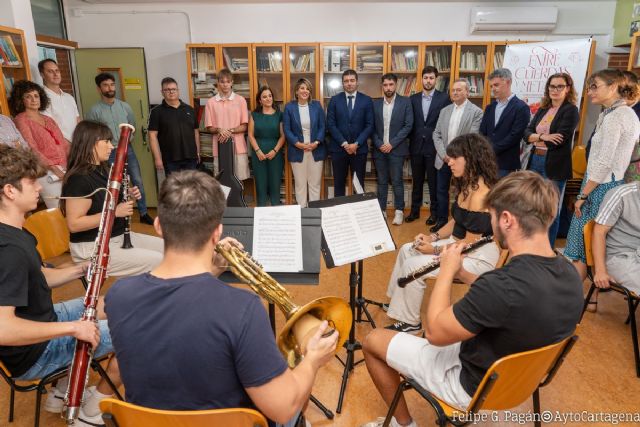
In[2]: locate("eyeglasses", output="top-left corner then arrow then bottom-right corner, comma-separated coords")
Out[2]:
162,88 -> 178,93
587,83 -> 605,92
548,84 -> 568,91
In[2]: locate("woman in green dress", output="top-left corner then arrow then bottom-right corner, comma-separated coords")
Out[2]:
248,86 -> 285,206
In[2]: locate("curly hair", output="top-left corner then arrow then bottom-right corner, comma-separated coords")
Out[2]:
0,145 -> 46,203
445,133 -> 499,201
8,80 -> 49,116
540,73 -> 578,109
589,69 -> 640,102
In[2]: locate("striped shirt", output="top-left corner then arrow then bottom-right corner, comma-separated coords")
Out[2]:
595,182 -> 640,257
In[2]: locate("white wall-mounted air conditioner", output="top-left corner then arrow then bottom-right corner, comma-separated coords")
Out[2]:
470,7 -> 558,33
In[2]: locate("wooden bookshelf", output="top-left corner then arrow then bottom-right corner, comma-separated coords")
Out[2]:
387,43 -> 420,96
186,44 -> 218,110
0,25 -> 31,116
220,44 -> 254,109
628,32 -> 640,72
252,44 -> 286,112
454,42 -> 490,109
320,43 -> 353,107
422,42 -> 456,95
355,43 -> 387,99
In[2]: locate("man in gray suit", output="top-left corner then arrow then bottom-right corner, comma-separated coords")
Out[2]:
432,79 -> 483,226
373,73 -> 414,225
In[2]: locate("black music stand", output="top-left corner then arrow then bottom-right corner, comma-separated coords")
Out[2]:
310,193 -> 396,413
221,207 -> 333,420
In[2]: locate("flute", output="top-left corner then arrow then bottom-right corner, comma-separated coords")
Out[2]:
397,236 -> 494,288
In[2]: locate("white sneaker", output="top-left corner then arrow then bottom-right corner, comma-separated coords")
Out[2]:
76,402 -> 105,427
361,417 -> 417,427
44,387 -> 65,413
392,210 -> 404,225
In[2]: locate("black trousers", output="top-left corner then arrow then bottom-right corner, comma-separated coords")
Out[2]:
410,152 -> 438,216
332,151 -> 367,197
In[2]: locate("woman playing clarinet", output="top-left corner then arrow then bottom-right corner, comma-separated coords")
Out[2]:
61,120 -> 163,276
384,133 -> 501,334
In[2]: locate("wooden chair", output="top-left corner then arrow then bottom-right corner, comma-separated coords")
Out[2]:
382,335 -> 578,427
580,220 -> 640,377
23,208 -> 87,289
99,398 -> 269,427
0,355 -> 120,427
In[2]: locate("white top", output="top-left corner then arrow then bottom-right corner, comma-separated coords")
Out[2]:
589,105 -> 640,183
447,100 -> 467,143
382,94 -> 396,145
43,85 -> 79,141
298,104 -> 311,143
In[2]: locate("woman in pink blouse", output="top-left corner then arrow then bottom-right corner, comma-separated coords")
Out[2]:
9,80 -> 69,208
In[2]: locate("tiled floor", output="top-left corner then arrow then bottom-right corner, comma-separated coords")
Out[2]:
2,210 -> 639,427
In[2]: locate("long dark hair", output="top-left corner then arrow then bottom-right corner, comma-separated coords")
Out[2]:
540,73 -> 577,109
254,85 -> 279,113
446,133 -> 498,201
60,121 -> 113,214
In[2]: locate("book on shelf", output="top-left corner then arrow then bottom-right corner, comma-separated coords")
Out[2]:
391,52 -> 417,71
191,50 -> 216,73
435,76 -> 450,93
493,51 -> 504,70
257,51 -> 283,72
223,50 -> 249,72
291,52 -> 315,72
357,50 -> 384,71
459,50 -> 486,71
0,36 -> 21,66
424,48 -> 451,72
463,76 -> 485,96
3,75 -> 15,97
397,76 -> 416,96
324,48 -> 350,72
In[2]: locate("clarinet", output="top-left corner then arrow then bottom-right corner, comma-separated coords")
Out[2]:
121,163 -> 133,249
63,123 -> 135,425
397,236 -> 494,288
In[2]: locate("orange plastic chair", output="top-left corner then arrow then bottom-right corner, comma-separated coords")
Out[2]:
382,335 -> 578,427
571,145 -> 587,179
99,398 -> 268,427
581,220 -> 640,376
23,208 -> 70,261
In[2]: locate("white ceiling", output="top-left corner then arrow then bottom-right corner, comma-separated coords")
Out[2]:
81,0 -> 606,3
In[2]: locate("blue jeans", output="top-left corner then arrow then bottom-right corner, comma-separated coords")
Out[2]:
164,158 -> 198,176
528,153 -> 566,247
110,148 -> 148,215
16,298 -> 112,381
375,154 -> 405,210
435,164 -> 452,221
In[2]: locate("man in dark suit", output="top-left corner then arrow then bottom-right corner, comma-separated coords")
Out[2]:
407,66 -> 451,230
327,69 -> 374,197
480,68 -> 531,178
372,73 -> 414,225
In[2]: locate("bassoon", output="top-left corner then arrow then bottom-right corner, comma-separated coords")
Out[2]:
397,236 -> 494,288
120,162 -> 133,249
63,123 -> 135,424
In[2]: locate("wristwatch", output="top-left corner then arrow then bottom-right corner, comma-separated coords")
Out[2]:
576,193 -> 589,201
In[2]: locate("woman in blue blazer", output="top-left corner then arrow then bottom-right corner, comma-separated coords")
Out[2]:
283,78 -> 327,206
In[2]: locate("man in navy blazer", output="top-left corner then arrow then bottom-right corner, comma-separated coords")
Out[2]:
407,66 -> 451,228
372,73 -> 414,225
327,69 -> 374,197
480,68 -> 531,177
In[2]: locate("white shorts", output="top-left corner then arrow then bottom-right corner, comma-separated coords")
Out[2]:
386,332 -> 472,410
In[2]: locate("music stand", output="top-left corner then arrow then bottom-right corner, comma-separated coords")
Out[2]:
221,207 -> 333,420
309,193 -> 396,413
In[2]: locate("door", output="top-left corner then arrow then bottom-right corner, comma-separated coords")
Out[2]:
74,48 -> 157,207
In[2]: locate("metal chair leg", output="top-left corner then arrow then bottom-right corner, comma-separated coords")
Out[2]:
532,388 -> 541,427
580,283 -> 597,322
627,295 -> 640,377
382,380 -> 409,427
34,387 -> 44,427
9,385 -> 15,422
92,360 -> 123,401
625,299 -> 639,325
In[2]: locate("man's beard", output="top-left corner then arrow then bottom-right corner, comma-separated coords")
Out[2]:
103,91 -> 116,98
494,225 -> 507,250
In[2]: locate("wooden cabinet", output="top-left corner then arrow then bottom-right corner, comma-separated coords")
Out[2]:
0,25 -> 31,116
454,42 -> 490,109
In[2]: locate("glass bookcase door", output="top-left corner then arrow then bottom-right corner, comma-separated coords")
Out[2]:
222,46 -> 251,102
424,44 -> 454,94
288,45 -> 318,101
321,45 -> 352,106
355,44 -> 385,99
389,44 -> 419,96
190,46 -> 218,107
457,44 -> 489,108
488,44 -> 507,104
254,45 -> 285,110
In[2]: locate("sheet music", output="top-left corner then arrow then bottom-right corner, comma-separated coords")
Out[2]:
321,198 -> 395,266
252,205 -> 303,272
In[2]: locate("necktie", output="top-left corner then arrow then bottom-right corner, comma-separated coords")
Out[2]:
347,95 -> 354,116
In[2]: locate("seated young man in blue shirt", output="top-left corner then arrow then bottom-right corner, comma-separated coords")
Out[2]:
105,170 -> 338,426
361,171 -> 583,427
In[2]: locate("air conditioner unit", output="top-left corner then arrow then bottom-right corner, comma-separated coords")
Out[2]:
470,7 -> 558,33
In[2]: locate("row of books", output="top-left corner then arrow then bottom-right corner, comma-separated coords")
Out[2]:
357,50 -> 384,71
193,78 -> 217,98
191,51 -> 216,73
323,48 -> 351,72
435,76 -> 450,93
256,52 -> 283,72
390,52 -> 418,71
223,51 -> 249,72
290,53 -> 316,72
459,51 -> 486,71
3,75 -> 14,97
0,36 -> 22,66
493,51 -> 504,70
463,76 -> 485,96
397,77 -> 417,97
424,48 -> 452,72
